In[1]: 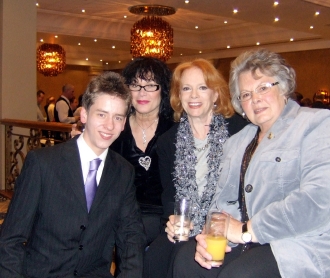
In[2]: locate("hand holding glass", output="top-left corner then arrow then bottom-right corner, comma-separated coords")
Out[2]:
205,210 -> 229,267
173,199 -> 191,242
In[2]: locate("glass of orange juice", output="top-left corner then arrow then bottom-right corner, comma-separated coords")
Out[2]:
205,209 -> 229,267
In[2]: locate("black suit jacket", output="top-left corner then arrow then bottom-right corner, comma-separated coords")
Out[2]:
0,137 -> 146,277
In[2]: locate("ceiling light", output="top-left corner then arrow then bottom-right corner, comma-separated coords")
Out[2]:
124,15 -> 127,18
40,39 -> 44,42
290,38 -> 294,41
256,42 -> 260,45
315,11 -> 319,16
185,0 -> 189,3
82,9 -> 85,13
129,5 -> 175,62
112,46 -> 115,49
100,59 -> 103,62
86,58 -> 88,61
224,21 -> 228,24
54,35 -> 58,38
78,43 -> 81,45
310,25 -> 314,29
274,1 -> 279,6
227,45 -> 230,48
233,9 -> 238,13
94,39 -> 97,42
274,17 -> 279,22
199,51 -> 202,53
36,3 -> 39,7
37,43 -> 66,77
195,26 -> 199,29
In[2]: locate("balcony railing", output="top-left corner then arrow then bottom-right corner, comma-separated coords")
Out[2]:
0,119 -> 73,198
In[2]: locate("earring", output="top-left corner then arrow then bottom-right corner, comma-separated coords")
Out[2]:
242,112 -> 246,119
284,98 -> 288,105
213,103 -> 217,109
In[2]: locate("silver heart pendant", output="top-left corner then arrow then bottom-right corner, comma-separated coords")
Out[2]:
139,156 -> 151,171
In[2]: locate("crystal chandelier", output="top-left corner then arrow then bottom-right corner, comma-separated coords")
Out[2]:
37,43 -> 66,77
129,5 -> 176,62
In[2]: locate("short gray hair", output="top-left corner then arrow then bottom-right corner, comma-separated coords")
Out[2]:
229,49 -> 296,115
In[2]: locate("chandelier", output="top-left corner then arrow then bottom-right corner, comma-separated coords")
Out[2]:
37,43 -> 66,77
129,5 -> 176,62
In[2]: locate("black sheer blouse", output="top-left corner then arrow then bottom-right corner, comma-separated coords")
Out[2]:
111,115 -> 174,215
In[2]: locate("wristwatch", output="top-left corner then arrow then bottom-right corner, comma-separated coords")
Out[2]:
241,222 -> 252,243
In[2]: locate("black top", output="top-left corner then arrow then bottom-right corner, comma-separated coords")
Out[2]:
157,113 -> 248,221
111,115 -> 174,215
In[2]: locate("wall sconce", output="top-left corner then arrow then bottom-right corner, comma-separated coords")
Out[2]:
313,89 -> 329,104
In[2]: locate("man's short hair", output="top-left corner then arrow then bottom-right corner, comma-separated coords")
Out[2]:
37,90 -> 45,97
82,71 -> 131,114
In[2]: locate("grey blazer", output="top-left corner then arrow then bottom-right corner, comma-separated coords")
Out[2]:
211,99 -> 330,278
0,136 -> 146,277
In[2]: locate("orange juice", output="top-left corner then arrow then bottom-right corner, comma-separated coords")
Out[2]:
206,235 -> 227,262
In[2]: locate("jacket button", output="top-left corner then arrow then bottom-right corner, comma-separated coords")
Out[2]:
79,245 -> 83,250
275,157 -> 281,162
80,225 -> 86,230
245,184 -> 253,193
74,270 -> 78,276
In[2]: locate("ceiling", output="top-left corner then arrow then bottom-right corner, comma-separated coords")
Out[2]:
36,0 -> 330,70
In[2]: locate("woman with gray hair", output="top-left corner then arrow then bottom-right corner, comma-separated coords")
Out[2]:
172,49 -> 330,277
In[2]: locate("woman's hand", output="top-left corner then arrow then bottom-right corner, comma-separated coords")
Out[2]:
71,123 -> 82,138
195,234 -> 232,269
165,215 -> 194,243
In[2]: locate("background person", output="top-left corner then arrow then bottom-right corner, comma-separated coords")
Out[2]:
36,90 -> 45,121
174,49 -> 330,278
0,71 -> 146,277
143,58 -> 247,278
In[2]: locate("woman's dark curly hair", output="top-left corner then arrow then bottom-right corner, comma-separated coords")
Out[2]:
122,57 -> 173,119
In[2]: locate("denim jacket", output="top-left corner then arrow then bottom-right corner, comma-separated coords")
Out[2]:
211,99 -> 330,278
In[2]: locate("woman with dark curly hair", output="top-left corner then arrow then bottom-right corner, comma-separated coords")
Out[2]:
111,57 -> 174,245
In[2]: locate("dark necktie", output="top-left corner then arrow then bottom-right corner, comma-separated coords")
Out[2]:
85,158 -> 102,212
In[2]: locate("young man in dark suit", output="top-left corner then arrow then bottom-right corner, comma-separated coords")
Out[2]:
0,71 -> 146,277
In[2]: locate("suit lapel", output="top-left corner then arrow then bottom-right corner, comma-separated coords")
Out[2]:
90,151 -> 116,212
61,137 -> 87,211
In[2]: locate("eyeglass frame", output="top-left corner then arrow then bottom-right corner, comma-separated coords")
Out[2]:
237,82 -> 279,102
127,84 -> 160,92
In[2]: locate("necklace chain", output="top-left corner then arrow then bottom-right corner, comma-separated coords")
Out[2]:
195,143 -> 209,152
135,117 -> 158,145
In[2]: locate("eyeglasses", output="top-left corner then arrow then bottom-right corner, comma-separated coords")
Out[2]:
128,84 -> 160,92
238,82 -> 279,102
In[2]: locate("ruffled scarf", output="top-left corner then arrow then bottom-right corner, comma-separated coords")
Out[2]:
173,113 -> 229,236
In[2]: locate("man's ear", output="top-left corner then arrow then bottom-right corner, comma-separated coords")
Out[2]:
80,107 -> 88,124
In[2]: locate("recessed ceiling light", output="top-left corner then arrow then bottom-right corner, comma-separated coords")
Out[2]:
112,46 -> 115,49
185,0 -> 189,3
86,58 -> 89,61
54,35 -> 58,38
124,15 -> 127,18
100,59 -> 103,62
106,62 -> 109,64
227,45 -> 230,48
256,42 -> 260,45
119,61 -> 121,63
78,43 -> 81,46
310,25 -> 314,29
274,17 -> 279,22
224,21 -> 228,24
199,51 -> 202,53
290,38 -> 294,41
274,1 -> 279,6
180,53 -> 183,56
233,9 -> 238,13
94,39 -> 97,42
195,26 -> 198,29
82,9 -> 85,13
36,3 -> 39,7
315,11 -> 319,16
40,39 -> 43,42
